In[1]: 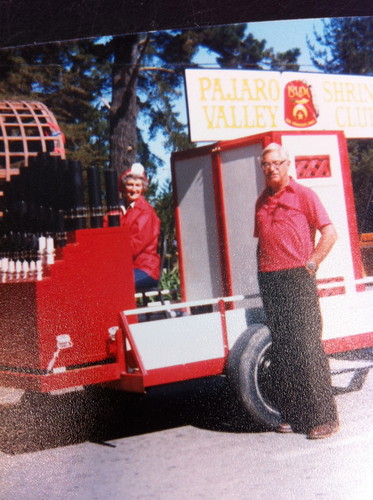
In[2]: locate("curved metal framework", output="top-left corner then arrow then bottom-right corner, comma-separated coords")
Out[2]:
0,100 -> 65,182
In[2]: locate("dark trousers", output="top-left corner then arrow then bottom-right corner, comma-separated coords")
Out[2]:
134,268 -> 158,292
258,267 -> 338,430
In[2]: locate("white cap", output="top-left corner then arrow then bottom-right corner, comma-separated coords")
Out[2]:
129,163 -> 145,177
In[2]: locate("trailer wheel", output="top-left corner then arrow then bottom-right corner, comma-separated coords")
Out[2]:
227,323 -> 281,428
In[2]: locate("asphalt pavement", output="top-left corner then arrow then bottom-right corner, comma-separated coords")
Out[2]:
0,348 -> 372,500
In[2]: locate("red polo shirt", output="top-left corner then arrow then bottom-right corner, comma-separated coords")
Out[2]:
254,178 -> 332,272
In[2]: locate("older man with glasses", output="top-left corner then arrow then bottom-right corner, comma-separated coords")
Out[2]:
254,142 -> 339,439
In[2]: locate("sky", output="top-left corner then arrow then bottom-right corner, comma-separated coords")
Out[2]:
154,17 -> 327,186
196,18 -> 325,72
249,18 -> 324,72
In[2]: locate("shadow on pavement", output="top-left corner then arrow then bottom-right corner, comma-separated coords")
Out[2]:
0,376 -> 264,456
0,347 -> 371,456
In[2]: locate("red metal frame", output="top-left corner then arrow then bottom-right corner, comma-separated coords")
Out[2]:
323,331 -> 373,355
317,276 -> 346,297
120,310 -> 147,376
112,300 -> 230,392
218,299 -> 230,357
142,358 -> 225,387
337,132 -> 365,285
170,156 -> 187,303
0,321 -> 127,392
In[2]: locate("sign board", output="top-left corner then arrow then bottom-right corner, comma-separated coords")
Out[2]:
184,69 -> 373,141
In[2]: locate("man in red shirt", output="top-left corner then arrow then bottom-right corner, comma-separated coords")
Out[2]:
118,163 -> 161,291
254,142 -> 339,439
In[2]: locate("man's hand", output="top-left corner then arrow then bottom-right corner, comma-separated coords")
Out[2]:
308,224 -> 338,271
305,261 -> 317,275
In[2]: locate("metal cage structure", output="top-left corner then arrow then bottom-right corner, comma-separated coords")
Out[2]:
0,100 -> 65,177
0,100 -> 65,215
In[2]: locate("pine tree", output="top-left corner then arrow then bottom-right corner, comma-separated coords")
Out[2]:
109,34 -> 141,173
0,40 -> 110,168
308,17 -> 373,75
106,25 -> 301,172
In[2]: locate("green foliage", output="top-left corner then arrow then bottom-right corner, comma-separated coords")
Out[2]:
348,140 -> 373,233
197,25 -> 300,71
153,179 -> 177,263
308,18 -> 373,75
0,40 -> 110,168
0,24 -> 301,173
160,264 -> 181,297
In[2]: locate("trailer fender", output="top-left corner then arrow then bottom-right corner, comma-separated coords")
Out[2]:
226,323 -> 281,428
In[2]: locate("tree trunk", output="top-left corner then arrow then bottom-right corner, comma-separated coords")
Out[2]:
110,34 -> 140,174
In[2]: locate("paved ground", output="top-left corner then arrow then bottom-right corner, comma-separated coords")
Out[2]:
0,349 -> 372,500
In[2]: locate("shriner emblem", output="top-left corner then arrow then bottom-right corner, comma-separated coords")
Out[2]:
284,80 -> 318,128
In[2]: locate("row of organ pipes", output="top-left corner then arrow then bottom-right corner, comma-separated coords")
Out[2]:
0,152 -> 121,282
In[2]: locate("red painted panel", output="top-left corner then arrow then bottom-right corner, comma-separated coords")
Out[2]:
171,153 -> 189,303
0,362 -> 124,392
337,133 -> 365,282
323,331 -> 373,355
143,357 -> 226,388
0,227 -> 136,377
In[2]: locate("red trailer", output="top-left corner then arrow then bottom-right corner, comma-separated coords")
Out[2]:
0,130 -> 372,428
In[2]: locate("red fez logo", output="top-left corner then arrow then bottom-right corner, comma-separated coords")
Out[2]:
284,80 -> 318,128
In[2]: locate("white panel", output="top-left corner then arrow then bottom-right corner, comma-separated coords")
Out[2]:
225,304 -> 266,347
220,143 -> 265,297
174,154 -> 223,300
320,289 -> 373,340
131,313 -> 225,370
281,134 -> 356,291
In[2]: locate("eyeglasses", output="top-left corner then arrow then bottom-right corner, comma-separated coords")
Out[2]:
261,160 -> 287,169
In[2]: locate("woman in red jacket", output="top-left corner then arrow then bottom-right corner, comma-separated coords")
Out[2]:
117,163 -> 161,291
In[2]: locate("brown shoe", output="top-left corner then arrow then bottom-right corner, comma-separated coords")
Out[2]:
275,423 -> 292,434
307,421 -> 339,440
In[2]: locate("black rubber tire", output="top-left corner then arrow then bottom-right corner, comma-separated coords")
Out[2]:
226,323 -> 281,428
